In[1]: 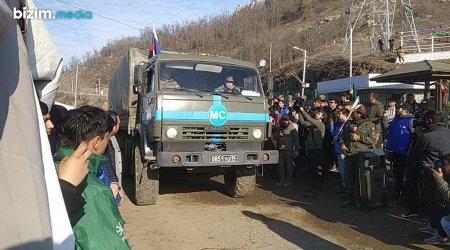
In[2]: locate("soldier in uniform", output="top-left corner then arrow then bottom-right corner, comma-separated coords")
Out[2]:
160,67 -> 181,89
367,92 -> 384,147
340,105 -> 377,208
215,76 -> 241,94
275,115 -> 300,187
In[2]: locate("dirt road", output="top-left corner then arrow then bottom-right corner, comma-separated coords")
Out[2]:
119,172 -> 443,250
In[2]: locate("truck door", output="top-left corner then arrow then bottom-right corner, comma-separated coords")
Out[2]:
141,64 -> 157,142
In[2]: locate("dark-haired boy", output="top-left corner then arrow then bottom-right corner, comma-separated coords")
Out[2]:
54,106 -> 130,249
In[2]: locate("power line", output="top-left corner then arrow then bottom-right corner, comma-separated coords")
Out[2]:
54,0 -> 144,31
54,0 -> 179,41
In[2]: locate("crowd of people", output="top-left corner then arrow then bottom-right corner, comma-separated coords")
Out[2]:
266,92 -> 450,246
40,102 -> 130,249
24,91 -> 450,248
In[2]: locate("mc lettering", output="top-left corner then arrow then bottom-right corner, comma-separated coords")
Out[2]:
210,111 -> 219,119
218,111 -> 226,119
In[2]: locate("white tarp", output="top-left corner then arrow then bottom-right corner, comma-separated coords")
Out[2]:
23,0 -> 63,109
0,0 -> 73,249
108,48 -> 149,132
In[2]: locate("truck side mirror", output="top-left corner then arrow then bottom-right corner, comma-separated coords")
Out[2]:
133,65 -> 143,94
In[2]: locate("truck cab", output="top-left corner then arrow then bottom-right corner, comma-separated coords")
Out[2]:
110,49 -> 278,205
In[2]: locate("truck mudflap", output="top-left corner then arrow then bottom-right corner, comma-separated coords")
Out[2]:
157,150 -> 279,167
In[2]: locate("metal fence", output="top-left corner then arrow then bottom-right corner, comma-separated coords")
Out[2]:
326,89 -> 425,106
401,32 -> 450,53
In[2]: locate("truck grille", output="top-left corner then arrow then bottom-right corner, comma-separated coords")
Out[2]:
182,126 -> 249,140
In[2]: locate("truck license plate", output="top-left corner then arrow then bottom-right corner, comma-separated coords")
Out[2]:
210,155 -> 238,163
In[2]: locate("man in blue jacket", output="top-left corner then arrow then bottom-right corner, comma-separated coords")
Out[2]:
385,104 -> 414,199
330,108 -> 350,193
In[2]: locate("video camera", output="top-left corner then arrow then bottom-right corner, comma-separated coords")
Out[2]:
421,152 -> 448,172
293,100 -> 311,113
413,113 -> 428,129
421,160 -> 443,171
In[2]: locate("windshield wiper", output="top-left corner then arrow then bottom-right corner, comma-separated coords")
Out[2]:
183,88 -> 203,98
226,91 -> 253,101
163,87 -> 203,98
202,89 -> 229,99
238,94 -> 253,101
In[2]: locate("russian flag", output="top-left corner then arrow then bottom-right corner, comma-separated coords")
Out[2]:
150,26 -> 161,56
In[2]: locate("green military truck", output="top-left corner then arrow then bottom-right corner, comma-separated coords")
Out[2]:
109,48 -> 278,205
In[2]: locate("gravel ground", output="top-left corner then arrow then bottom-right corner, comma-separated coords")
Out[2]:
119,169 -> 445,250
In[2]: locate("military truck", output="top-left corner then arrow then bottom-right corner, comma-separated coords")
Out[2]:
109,48 -> 278,205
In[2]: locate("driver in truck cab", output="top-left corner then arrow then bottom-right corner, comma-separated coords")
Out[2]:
160,67 -> 181,89
215,76 -> 241,94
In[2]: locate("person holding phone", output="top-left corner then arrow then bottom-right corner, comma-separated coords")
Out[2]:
430,153 -> 450,246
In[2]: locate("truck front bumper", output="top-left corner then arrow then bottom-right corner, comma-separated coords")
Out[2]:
157,150 -> 279,167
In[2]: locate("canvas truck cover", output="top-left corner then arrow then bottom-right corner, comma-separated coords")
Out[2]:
109,48 -> 149,133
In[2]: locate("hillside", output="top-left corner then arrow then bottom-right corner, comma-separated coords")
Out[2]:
57,0 -> 450,107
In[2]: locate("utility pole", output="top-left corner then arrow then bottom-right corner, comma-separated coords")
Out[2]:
293,46 -> 307,97
74,64 -> 78,107
301,50 -> 306,97
98,77 -> 101,94
269,43 -> 273,98
350,26 -> 353,78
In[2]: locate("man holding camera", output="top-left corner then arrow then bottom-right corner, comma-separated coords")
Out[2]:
431,153 -> 450,245
408,110 -> 450,245
298,107 -> 326,197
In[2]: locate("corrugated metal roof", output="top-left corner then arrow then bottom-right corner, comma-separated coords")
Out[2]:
371,60 -> 450,82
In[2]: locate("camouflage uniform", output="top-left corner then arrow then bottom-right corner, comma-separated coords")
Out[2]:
215,84 -> 241,94
160,79 -> 181,89
367,100 -> 384,147
276,123 -> 300,184
340,118 -> 377,205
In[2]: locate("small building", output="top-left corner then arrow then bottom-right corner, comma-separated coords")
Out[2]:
317,74 -> 431,104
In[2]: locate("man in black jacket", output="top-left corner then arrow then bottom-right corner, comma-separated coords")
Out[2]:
298,107 -> 326,196
408,110 -> 450,245
39,101 -> 90,221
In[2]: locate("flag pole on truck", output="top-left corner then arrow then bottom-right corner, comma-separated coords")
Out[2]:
150,26 -> 161,58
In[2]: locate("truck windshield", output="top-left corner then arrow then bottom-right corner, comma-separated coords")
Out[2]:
159,61 -> 263,97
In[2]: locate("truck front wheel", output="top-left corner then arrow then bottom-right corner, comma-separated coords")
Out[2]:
224,166 -> 256,198
134,140 -> 159,205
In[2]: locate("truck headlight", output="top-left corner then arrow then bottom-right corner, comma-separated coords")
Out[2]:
252,129 -> 262,139
166,127 -> 178,139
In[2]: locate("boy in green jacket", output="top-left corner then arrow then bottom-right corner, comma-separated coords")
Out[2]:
55,106 -> 130,250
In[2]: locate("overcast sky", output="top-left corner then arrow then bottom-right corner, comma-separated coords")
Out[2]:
34,0 -> 251,63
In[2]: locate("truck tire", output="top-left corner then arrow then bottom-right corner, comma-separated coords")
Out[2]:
118,131 -> 133,177
224,166 -> 256,198
134,140 -> 159,205
122,157 -> 133,177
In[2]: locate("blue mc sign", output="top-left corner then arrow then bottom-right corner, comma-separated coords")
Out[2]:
208,105 -> 228,126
